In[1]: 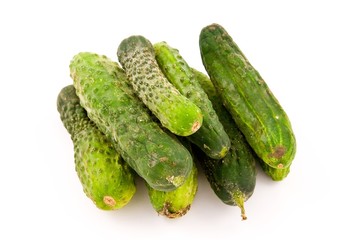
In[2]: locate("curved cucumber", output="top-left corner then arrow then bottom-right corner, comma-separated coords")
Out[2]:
57,85 -> 136,210
199,23 -> 296,169
70,52 -> 193,191
192,69 -> 257,220
153,41 -> 230,159
117,35 -> 203,137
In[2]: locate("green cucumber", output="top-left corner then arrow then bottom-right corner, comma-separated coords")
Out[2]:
193,69 -> 291,181
146,138 -> 198,218
153,41 -> 230,159
70,52 -> 193,191
147,138 -> 198,218
57,85 -> 136,210
117,35 -> 203,137
147,164 -> 197,219
199,23 -> 296,169
192,69 -> 257,220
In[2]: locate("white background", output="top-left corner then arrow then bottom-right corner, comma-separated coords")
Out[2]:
1,0 -> 358,239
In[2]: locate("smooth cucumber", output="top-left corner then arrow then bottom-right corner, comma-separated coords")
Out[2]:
192,69 -> 257,220
57,85 -> 136,210
117,35 -> 203,137
153,41 -> 230,159
70,52 -> 193,191
199,23 -> 296,169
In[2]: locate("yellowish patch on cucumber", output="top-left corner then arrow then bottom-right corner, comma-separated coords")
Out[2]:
103,196 -> 116,207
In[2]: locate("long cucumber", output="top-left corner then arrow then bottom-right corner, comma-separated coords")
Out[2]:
57,85 -> 136,210
192,69 -> 257,220
199,23 -> 296,169
70,52 -> 193,191
153,42 -> 230,159
117,35 -> 203,137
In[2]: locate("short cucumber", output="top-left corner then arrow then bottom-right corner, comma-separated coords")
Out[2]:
192,69 -> 257,220
146,138 -> 198,218
199,23 -> 296,169
70,52 -> 193,191
57,85 -> 136,210
117,35 -> 203,137
153,41 -> 230,159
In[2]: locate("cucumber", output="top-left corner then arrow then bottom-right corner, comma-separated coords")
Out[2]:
147,138 -> 198,218
153,41 -> 230,159
70,52 -> 193,191
117,35 -> 203,137
199,23 -> 296,169
57,85 -> 136,210
147,164 -> 197,219
192,69 -> 257,220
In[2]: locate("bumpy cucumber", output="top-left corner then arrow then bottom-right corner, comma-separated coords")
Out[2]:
70,52 -> 193,191
117,35 -> 203,137
153,41 -> 230,159
57,85 -> 136,210
192,69 -> 257,220
199,23 -> 296,169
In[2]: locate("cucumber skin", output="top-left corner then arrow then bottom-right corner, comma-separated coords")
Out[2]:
117,36 -> 203,137
192,69 -> 257,219
153,42 -> 230,160
199,23 -> 296,169
193,69 -> 291,181
147,165 -> 197,219
259,160 -> 291,181
70,52 -> 193,192
57,85 -> 136,210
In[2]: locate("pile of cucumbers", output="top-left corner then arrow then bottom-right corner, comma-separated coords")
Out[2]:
57,23 -> 296,220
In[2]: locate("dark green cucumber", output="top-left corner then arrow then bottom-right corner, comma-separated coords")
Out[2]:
193,69 -> 291,181
199,23 -> 296,169
192,69 -> 257,220
57,85 -> 136,210
153,41 -> 230,159
70,52 -> 193,191
117,35 -> 203,137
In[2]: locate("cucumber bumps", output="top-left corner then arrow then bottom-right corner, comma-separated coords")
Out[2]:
57,85 -> 136,210
153,42 -> 230,159
117,36 -> 203,137
199,23 -> 296,169
70,52 -> 193,191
